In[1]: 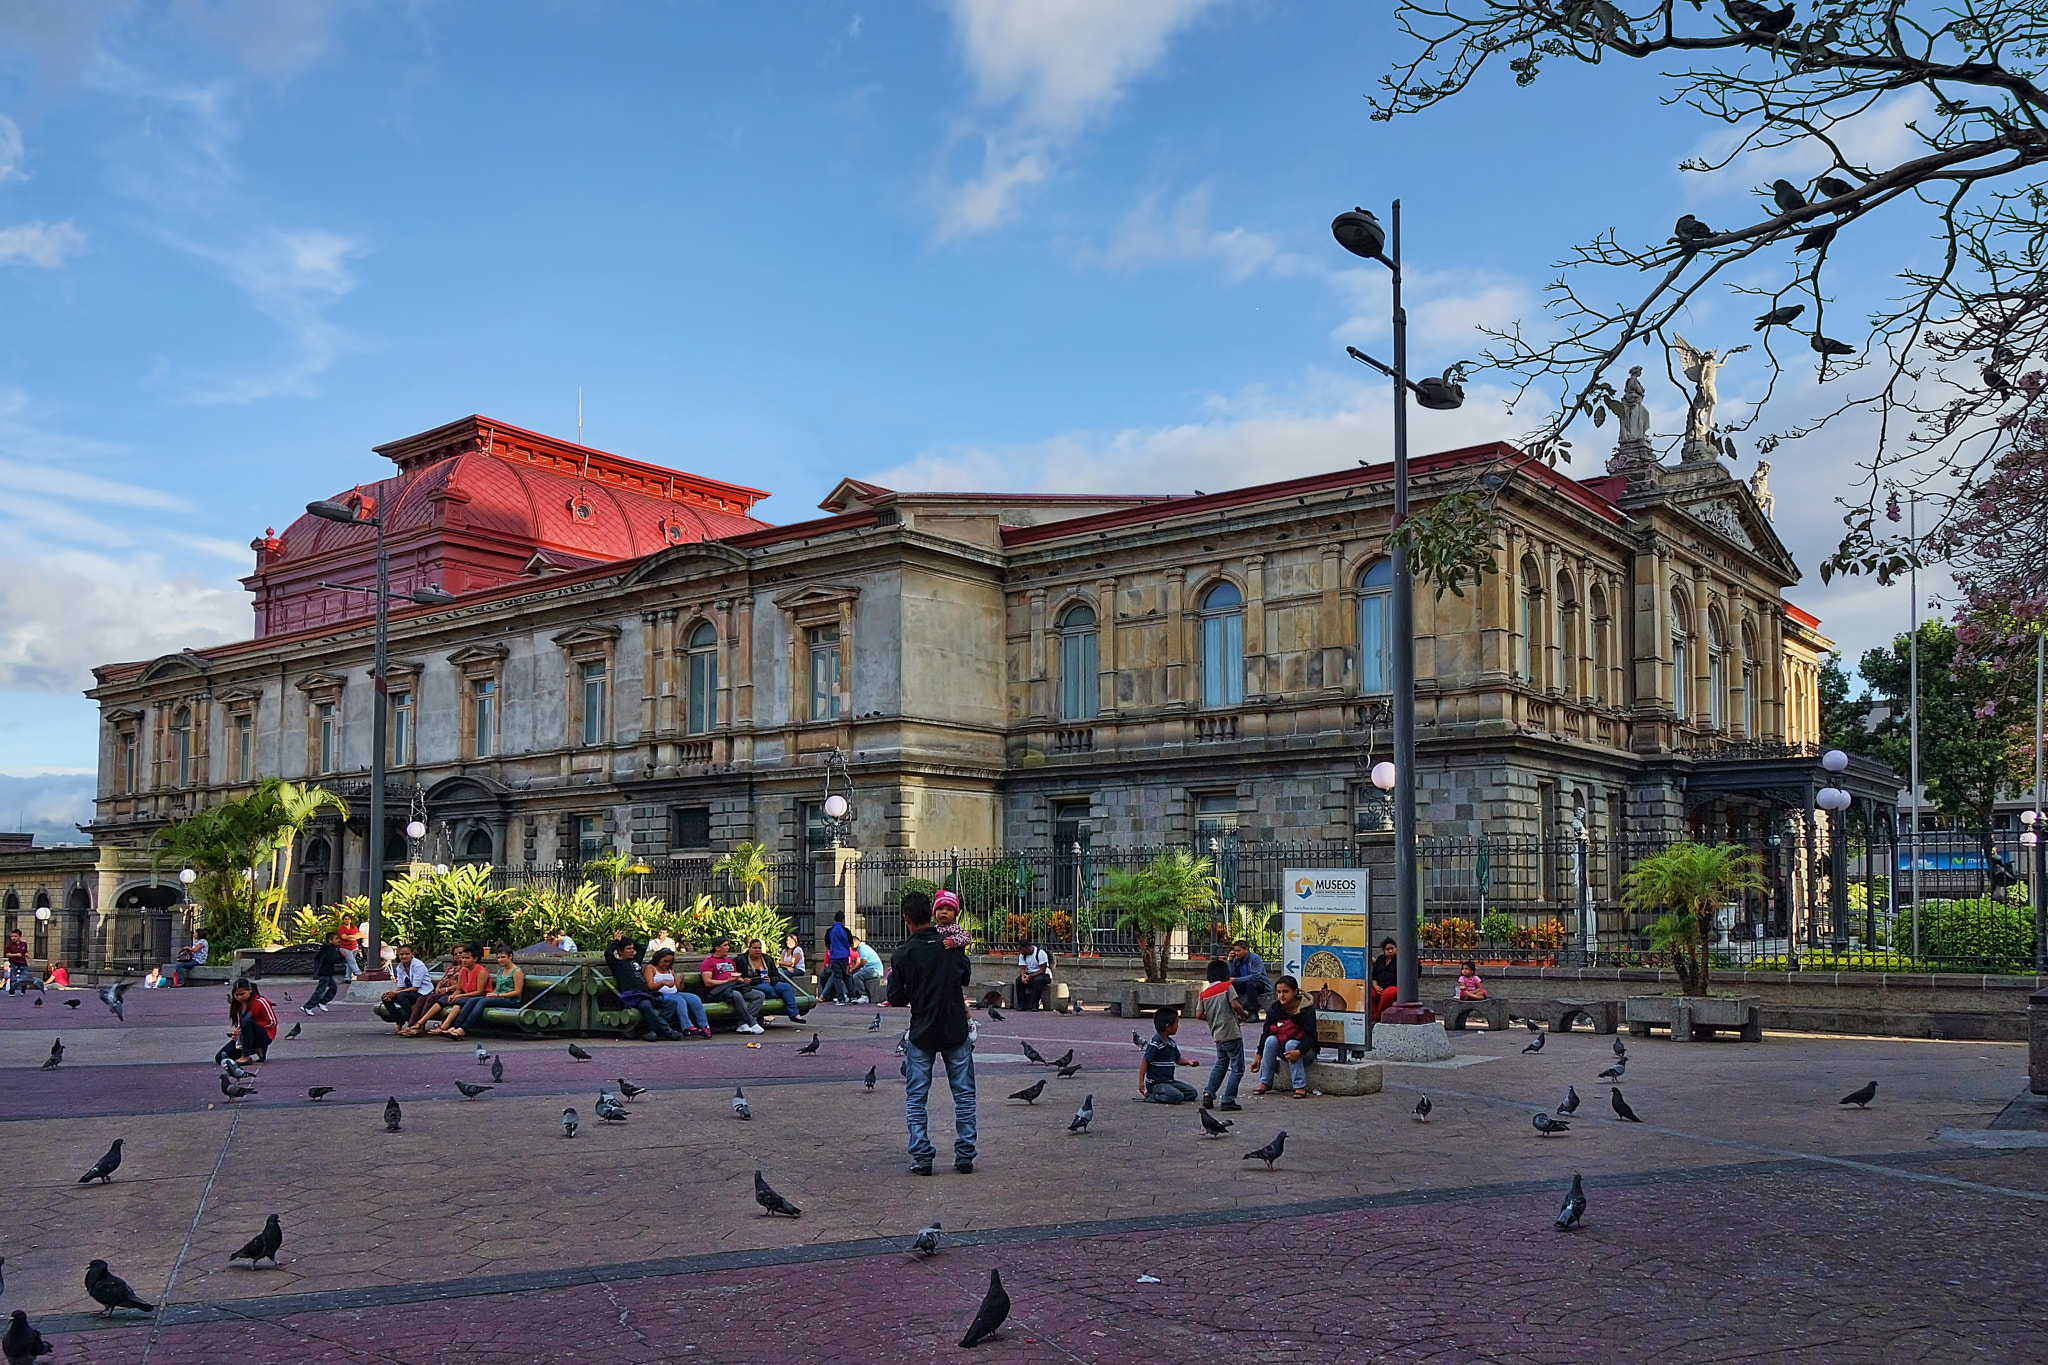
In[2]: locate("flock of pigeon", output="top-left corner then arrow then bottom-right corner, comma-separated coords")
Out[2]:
1407,1016 -> 1881,1232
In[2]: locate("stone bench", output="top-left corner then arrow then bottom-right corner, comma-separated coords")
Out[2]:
1547,999 -> 1621,1035
1304,1059 -> 1384,1096
1118,981 -> 1199,1019
1429,995 -> 1509,1031
369,965 -> 814,1036
1626,994 -> 1763,1043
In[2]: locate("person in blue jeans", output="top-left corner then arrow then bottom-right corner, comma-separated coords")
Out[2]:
1139,1005 -> 1203,1103
823,911 -> 857,1003
1197,957 -> 1248,1110
740,938 -> 806,1025
886,890 -> 976,1175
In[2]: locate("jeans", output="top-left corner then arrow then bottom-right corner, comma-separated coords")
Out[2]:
822,961 -> 857,1002
449,994 -> 515,1031
339,948 -> 359,980
382,988 -> 421,1021
1258,1034 -> 1308,1091
305,975 -> 339,1010
6,964 -> 29,993
619,994 -> 680,1039
661,991 -> 710,1030
215,1015 -> 271,1063
1205,1037 -> 1245,1103
168,962 -> 194,987
757,981 -> 803,1021
903,1037 -> 977,1167
1145,1077 -> 1200,1104
706,983 -> 762,1027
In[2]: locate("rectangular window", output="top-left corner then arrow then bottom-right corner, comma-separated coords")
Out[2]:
1709,653 -> 1725,731
389,691 -> 413,766
1672,638 -> 1689,720
471,679 -> 496,758
576,814 -> 605,864
580,661 -> 609,746
234,715 -> 253,782
807,626 -> 842,721
1059,629 -> 1098,721
802,800 -> 832,851
1194,791 -> 1239,845
670,805 -> 712,850
120,732 -> 137,794
1360,594 -> 1389,693
315,703 -> 338,775
686,647 -> 717,735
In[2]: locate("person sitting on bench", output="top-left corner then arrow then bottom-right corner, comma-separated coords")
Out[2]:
1014,936 -> 1054,1011
1226,939 -> 1271,1011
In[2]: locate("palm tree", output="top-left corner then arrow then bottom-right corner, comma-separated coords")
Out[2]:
261,781 -> 349,942
1620,842 -> 1765,996
711,841 -> 774,904
1097,851 -> 1221,982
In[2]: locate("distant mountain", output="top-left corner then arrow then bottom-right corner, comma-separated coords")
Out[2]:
0,772 -> 95,846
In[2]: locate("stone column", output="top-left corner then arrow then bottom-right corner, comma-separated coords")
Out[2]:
1318,542 -> 1345,695
1027,589 -> 1049,721
1096,576 -> 1119,718
1244,553 -> 1267,698
1164,567 -> 1188,706
812,846 -> 863,959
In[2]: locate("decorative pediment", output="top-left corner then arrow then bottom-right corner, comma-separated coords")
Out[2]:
1668,481 -> 1798,579
103,706 -> 144,727
137,651 -> 213,685
380,659 -> 427,683
425,773 -> 512,804
213,686 -> 263,707
446,643 -> 510,669
771,584 -> 860,612
520,549 -> 600,577
817,477 -> 895,514
294,671 -> 348,695
616,541 -> 751,588
551,623 -> 622,649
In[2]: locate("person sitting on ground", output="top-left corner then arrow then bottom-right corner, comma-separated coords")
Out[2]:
778,933 -> 806,983
933,891 -> 972,952
698,937 -> 765,1034
1254,975 -> 1321,1099
216,978 -> 279,1065
401,944 -> 482,1037
740,937 -> 806,1025
1198,957 -> 1249,1112
1227,939 -> 1271,1012
602,936 -> 681,1041
1368,939 -> 1399,1023
1139,1005 -> 1203,1104
144,966 -> 164,989
46,962 -> 69,987
1014,934 -> 1054,1011
644,948 -> 711,1037
303,932 -> 345,1015
849,936 -> 886,1004
439,945 -> 526,1038
5,929 -> 30,994
822,911 -> 856,1003
380,944 -> 434,1027
1456,960 -> 1488,1000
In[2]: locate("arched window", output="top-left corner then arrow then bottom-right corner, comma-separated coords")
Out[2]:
1518,560 -> 1543,683
1556,570 -> 1580,698
1056,602 -> 1099,721
685,622 -> 718,735
1358,561 -> 1393,694
1708,614 -> 1727,730
1199,581 -> 1244,709
462,829 -> 494,864
1671,591 -> 1691,721
171,706 -> 192,787
1589,584 -> 1609,705
304,837 -> 331,867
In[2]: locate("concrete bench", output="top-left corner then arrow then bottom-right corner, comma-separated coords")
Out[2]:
1547,999 -> 1620,1035
1430,995 -> 1509,1031
1626,994 -> 1763,1043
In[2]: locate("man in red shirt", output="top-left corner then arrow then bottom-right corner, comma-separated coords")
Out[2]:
4,930 -> 29,994
698,938 -> 764,1034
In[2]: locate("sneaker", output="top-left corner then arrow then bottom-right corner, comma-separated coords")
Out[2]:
318,1004 -> 330,1012
954,1160 -> 975,1175
909,1162 -> 933,1177
1219,1100 -> 1243,1112
302,1007 -> 315,1016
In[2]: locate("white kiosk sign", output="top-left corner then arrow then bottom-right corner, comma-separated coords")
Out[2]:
1279,868 -> 1373,1049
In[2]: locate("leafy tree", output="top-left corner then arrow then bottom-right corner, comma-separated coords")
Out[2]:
1374,2 -> 2048,588
153,781 -> 295,952
1096,851 -> 1222,982
711,842 -> 775,902
1622,841 -> 1765,995
1859,619 -> 2028,830
1817,652 -> 1872,754
262,781 -> 349,943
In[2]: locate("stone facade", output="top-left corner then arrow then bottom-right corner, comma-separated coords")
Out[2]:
80,417 -> 1839,960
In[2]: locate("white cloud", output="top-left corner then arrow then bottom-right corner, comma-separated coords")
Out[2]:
154,225 -> 367,402
172,0 -> 344,81
0,771 -> 97,845
0,115 -> 21,182
1684,87 -> 1937,208
0,220 -> 87,268
1080,184 -> 1300,280
0,457 -> 184,509
937,0 -> 1223,237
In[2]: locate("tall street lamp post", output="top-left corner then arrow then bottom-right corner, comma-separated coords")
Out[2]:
1817,750 -> 1853,952
304,497 -> 455,977
1332,201 -> 1464,1019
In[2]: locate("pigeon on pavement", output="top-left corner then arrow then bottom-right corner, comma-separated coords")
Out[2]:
77,1139 -> 123,1184
283,1022 -> 302,1040
959,1268 -> 1010,1348
1614,1036 -> 1628,1057
567,1043 -> 593,1062
1556,1172 -> 1587,1230
868,1013 -> 882,1031
1198,1106 -> 1232,1137
1056,1063 -> 1083,1078
1611,1088 -> 1644,1123
1521,1017 -> 1541,1033
987,1006 -> 1004,1021
617,1078 -> 647,1102
1049,1048 -> 1074,1069
1132,1032 -> 1145,1048
1839,1081 -> 1878,1108
491,1057 -> 504,1084
910,1221 -> 942,1259
754,1170 -> 801,1218
1523,1032 -> 1545,1054
1597,1058 -> 1626,1081
561,1107 -> 579,1138
3,1308 -> 52,1363
1243,1131 -> 1287,1170
229,1214 -> 283,1267
1532,1112 -> 1570,1137
595,1097 -> 628,1122
221,1056 -> 256,1081
796,1032 -> 821,1055
1008,1079 -> 1046,1104
1068,1094 -> 1094,1133
42,1038 -> 61,1070
220,1074 -> 258,1103
64,999 -> 79,1009
863,1065 -> 877,1092
731,1086 -> 751,1120
1559,1085 -> 1581,1118
455,1081 -> 493,1100
97,981 -> 134,1021
83,1261 -> 153,1316
1413,1095 -> 1432,1123
1020,1041 -> 1047,1066
307,1087 -> 335,1101
383,1097 -> 402,1132
475,1043 -> 492,1066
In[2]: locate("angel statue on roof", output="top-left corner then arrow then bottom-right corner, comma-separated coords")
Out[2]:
1672,333 -> 1747,463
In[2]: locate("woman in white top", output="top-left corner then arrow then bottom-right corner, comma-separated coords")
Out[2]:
643,948 -> 710,1036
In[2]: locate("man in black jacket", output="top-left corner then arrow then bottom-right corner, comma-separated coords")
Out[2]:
886,890 -> 976,1175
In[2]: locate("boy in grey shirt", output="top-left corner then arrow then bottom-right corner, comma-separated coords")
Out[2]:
1197,957 -> 1248,1111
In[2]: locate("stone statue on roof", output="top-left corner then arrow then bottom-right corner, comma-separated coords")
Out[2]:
1673,334 -> 1747,464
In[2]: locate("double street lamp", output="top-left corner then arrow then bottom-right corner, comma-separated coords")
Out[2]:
1817,749 -> 1853,951
304,496 -> 457,977
1332,201 -> 1463,1019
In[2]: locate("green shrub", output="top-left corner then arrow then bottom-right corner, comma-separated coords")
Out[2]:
1479,910 -> 1517,944
1907,897 -> 2036,971
1744,950 -> 1919,973
378,865 -> 519,958
1223,904 -> 1282,958
508,882 -> 602,946
291,905 -> 348,944
901,877 -> 940,906
678,902 -> 791,954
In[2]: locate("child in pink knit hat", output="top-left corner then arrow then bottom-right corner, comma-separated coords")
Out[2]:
932,889 -> 972,951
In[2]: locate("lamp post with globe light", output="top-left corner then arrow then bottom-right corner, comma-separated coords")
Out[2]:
302,495 -> 458,975
1332,201 -> 1465,1017
1817,750 -> 1854,952
2022,810 -> 2043,973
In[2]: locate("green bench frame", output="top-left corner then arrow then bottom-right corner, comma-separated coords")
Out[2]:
370,955 -> 816,1037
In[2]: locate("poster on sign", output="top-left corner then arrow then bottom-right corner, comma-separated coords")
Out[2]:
1280,868 -> 1372,1049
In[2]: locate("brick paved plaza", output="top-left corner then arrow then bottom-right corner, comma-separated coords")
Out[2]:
4,983 -> 2044,1364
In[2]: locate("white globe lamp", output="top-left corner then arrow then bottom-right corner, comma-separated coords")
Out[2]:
405,820 -> 426,840
823,793 -> 850,821
178,867 -> 197,885
1370,761 -> 1397,792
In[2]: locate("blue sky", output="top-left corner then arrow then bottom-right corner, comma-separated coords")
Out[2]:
0,1 -> 1937,835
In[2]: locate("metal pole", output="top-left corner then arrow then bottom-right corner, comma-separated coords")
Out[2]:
1908,496 -> 1921,961
368,514 -> 389,975
2033,620 -> 2044,974
1389,199 -> 1423,1011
